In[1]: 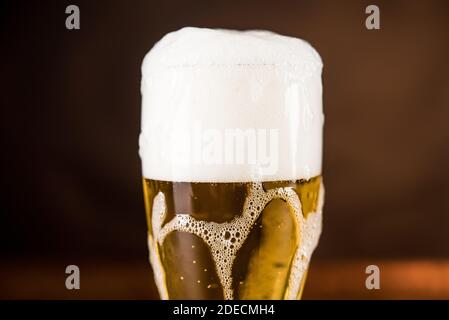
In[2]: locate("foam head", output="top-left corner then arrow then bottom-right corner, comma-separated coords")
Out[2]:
139,27 -> 323,182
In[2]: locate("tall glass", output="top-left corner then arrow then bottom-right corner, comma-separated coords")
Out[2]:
139,27 -> 324,300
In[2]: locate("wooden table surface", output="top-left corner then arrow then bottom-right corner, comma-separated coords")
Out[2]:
1,260 -> 449,299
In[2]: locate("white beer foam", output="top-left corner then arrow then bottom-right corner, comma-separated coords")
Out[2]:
140,27 -> 323,182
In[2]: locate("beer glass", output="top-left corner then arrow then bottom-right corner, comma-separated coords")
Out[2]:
139,27 -> 324,300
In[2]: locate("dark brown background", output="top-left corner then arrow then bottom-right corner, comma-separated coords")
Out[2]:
1,0 -> 449,299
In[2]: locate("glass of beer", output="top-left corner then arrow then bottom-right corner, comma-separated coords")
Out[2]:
139,27 -> 324,300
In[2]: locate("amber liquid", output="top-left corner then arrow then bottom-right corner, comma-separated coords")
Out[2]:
143,177 -> 321,299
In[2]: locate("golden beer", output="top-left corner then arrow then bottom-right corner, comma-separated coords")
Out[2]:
143,177 -> 323,299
